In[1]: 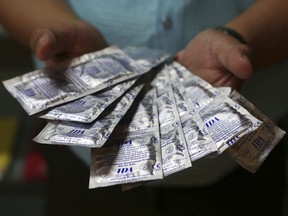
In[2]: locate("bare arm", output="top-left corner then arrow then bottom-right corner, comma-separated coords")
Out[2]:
177,0 -> 288,90
0,0 -> 107,65
0,0 -> 79,48
227,0 -> 288,69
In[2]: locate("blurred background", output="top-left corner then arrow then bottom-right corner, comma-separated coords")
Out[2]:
0,24 -> 287,216
0,25 -> 47,216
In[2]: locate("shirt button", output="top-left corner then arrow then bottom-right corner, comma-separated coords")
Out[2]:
162,17 -> 173,30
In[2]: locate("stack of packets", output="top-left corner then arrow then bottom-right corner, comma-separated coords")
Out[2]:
2,46 -> 286,190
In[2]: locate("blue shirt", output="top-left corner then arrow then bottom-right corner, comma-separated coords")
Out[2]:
68,0 -> 253,54
61,0 -> 258,187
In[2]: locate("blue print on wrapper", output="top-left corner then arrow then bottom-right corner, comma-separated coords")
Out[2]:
21,88 -> 37,97
117,167 -> 133,174
205,117 -> 220,128
85,55 -> 134,78
252,135 -> 265,150
119,140 -> 132,146
226,135 -> 240,146
75,99 -> 86,105
69,129 -> 85,135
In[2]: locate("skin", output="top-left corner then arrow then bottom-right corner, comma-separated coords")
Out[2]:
1,0 -> 288,89
176,29 -> 253,90
0,0 -> 107,66
177,0 -> 288,89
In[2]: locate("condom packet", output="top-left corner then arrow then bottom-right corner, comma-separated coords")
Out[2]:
123,46 -> 170,68
3,46 -> 168,115
172,62 -> 262,154
33,80 -> 144,148
39,77 -> 138,123
199,93 -> 262,154
216,87 -> 233,96
172,62 -> 220,114
168,66 -> 217,161
226,90 -> 286,173
199,95 -> 262,155
89,85 -> 162,188
155,67 -> 192,176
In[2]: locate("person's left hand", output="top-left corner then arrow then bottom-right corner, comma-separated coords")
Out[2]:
176,28 -> 253,90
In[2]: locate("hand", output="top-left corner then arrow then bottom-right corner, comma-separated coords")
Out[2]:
30,20 -> 108,66
176,28 -> 253,90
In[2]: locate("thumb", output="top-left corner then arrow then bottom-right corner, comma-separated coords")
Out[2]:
30,28 -> 64,62
175,50 -> 184,62
219,45 -> 253,80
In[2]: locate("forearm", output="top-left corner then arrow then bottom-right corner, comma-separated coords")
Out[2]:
0,0 -> 80,48
226,0 -> 288,69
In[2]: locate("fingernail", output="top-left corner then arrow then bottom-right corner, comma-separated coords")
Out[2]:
242,54 -> 252,61
242,54 -> 248,59
36,35 -> 48,51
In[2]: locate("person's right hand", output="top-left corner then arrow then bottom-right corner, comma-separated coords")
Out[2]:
30,20 -> 108,66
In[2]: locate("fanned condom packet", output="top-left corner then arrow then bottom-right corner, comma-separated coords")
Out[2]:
89,85 -> 163,188
168,65 -> 217,161
155,68 -> 192,176
39,77 -> 138,123
3,46 -> 168,115
226,90 -> 286,173
199,94 -> 262,154
172,62 -> 262,154
172,62 -> 220,114
33,81 -> 144,148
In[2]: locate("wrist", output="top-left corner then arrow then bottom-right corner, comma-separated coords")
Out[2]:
215,26 -> 248,45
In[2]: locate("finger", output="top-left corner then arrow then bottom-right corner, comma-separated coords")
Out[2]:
219,45 -> 253,80
175,50 -> 184,62
30,28 -> 63,61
